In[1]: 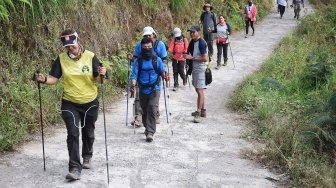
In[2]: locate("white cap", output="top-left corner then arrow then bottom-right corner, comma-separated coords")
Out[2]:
173,27 -> 182,37
143,26 -> 156,36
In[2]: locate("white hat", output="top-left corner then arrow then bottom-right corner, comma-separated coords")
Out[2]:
173,27 -> 182,37
143,26 -> 156,36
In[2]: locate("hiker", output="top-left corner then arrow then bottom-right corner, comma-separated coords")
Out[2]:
130,37 -> 166,142
199,3 -> 216,63
128,26 -> 168,126
277,0 -> 288,19
211,15 -> 232,69
184,25 -> 208,123
291,0 -> 304,19
33,28 -> 106,181
167,27 -> 189,91
244,0 -> 257,38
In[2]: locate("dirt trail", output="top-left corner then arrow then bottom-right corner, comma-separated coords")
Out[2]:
0,1 -> 314,187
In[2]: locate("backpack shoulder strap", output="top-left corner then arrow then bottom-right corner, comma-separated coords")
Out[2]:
211,12 -> 216,25
152,56 -> 159,75
137,57 -> 143,80
153,40 -> 159,55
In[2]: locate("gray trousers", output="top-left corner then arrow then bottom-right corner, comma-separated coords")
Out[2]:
139,90 -> 160,135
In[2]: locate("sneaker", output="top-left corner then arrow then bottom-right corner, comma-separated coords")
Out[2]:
173,86 -> 178,91
245,34 -> 248,38
252,31 -> 255,36
65,169 -> 81,180
193,111 -> 202,123
146,134 -> 153,142
215,65 -> 221,69
82,159 -> 91,169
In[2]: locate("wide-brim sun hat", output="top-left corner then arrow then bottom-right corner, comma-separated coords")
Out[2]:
203,3 -> 213,11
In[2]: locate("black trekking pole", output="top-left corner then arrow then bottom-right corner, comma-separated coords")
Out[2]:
162,75 -> 173,135
99,63 -> 110,185
32,70 -> 46,171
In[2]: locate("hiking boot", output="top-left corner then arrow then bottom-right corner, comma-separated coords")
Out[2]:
131,115 -> 143,127
193,111 -> 202,123
146,134 -> 153,142
82,159 -> 91,169
223,59 -> 228,66
183,78 -> 187,86
191,109 -> 206,117
65,169 -> 81,180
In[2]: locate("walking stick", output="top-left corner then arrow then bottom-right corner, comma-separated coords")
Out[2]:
226,34 -> 236,68
162,75 -> 173,135
99,63 -> 110,185
126,60 -> 131,127
32,70 -> 46,171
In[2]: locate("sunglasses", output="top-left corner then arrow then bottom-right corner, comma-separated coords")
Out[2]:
61,34 -> 77,43
143,35 -> 151,38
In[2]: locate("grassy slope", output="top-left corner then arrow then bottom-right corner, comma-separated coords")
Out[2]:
228,1 -> 336,187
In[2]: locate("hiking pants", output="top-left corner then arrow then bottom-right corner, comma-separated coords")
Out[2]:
172,59 -> 186,87
245,18 -> 255,35
134,87 -> 142,116
61,98 -> 98,172
294,4 -> 301,19
203,32 -> 214,61
216,43 -> 228,66
279,5 -> 286,17
140,90 -> 160,135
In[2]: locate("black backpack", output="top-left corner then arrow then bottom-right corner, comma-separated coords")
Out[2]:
137,56 -> 161,88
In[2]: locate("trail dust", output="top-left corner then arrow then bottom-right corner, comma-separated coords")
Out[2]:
0,1 -> 313,187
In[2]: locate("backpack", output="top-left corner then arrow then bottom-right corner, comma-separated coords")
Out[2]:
173,36 -> 185,54
137,56 -> 161,88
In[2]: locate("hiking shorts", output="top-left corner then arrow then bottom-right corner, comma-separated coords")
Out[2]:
192,62 -> 207,89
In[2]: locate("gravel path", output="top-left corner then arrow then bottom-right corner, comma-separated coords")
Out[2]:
0,1 -> 313,187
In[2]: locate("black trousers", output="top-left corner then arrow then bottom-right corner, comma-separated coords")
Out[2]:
61,98 -> 98,172
216,43 -> 228,65
140,90 -> 160,135
245,18 -> 255,34
203,32 -> 214,61
172,59 -> 186,87
278,5 -> 286,17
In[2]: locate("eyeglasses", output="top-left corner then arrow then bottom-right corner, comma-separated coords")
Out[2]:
144,35 -> 151,38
